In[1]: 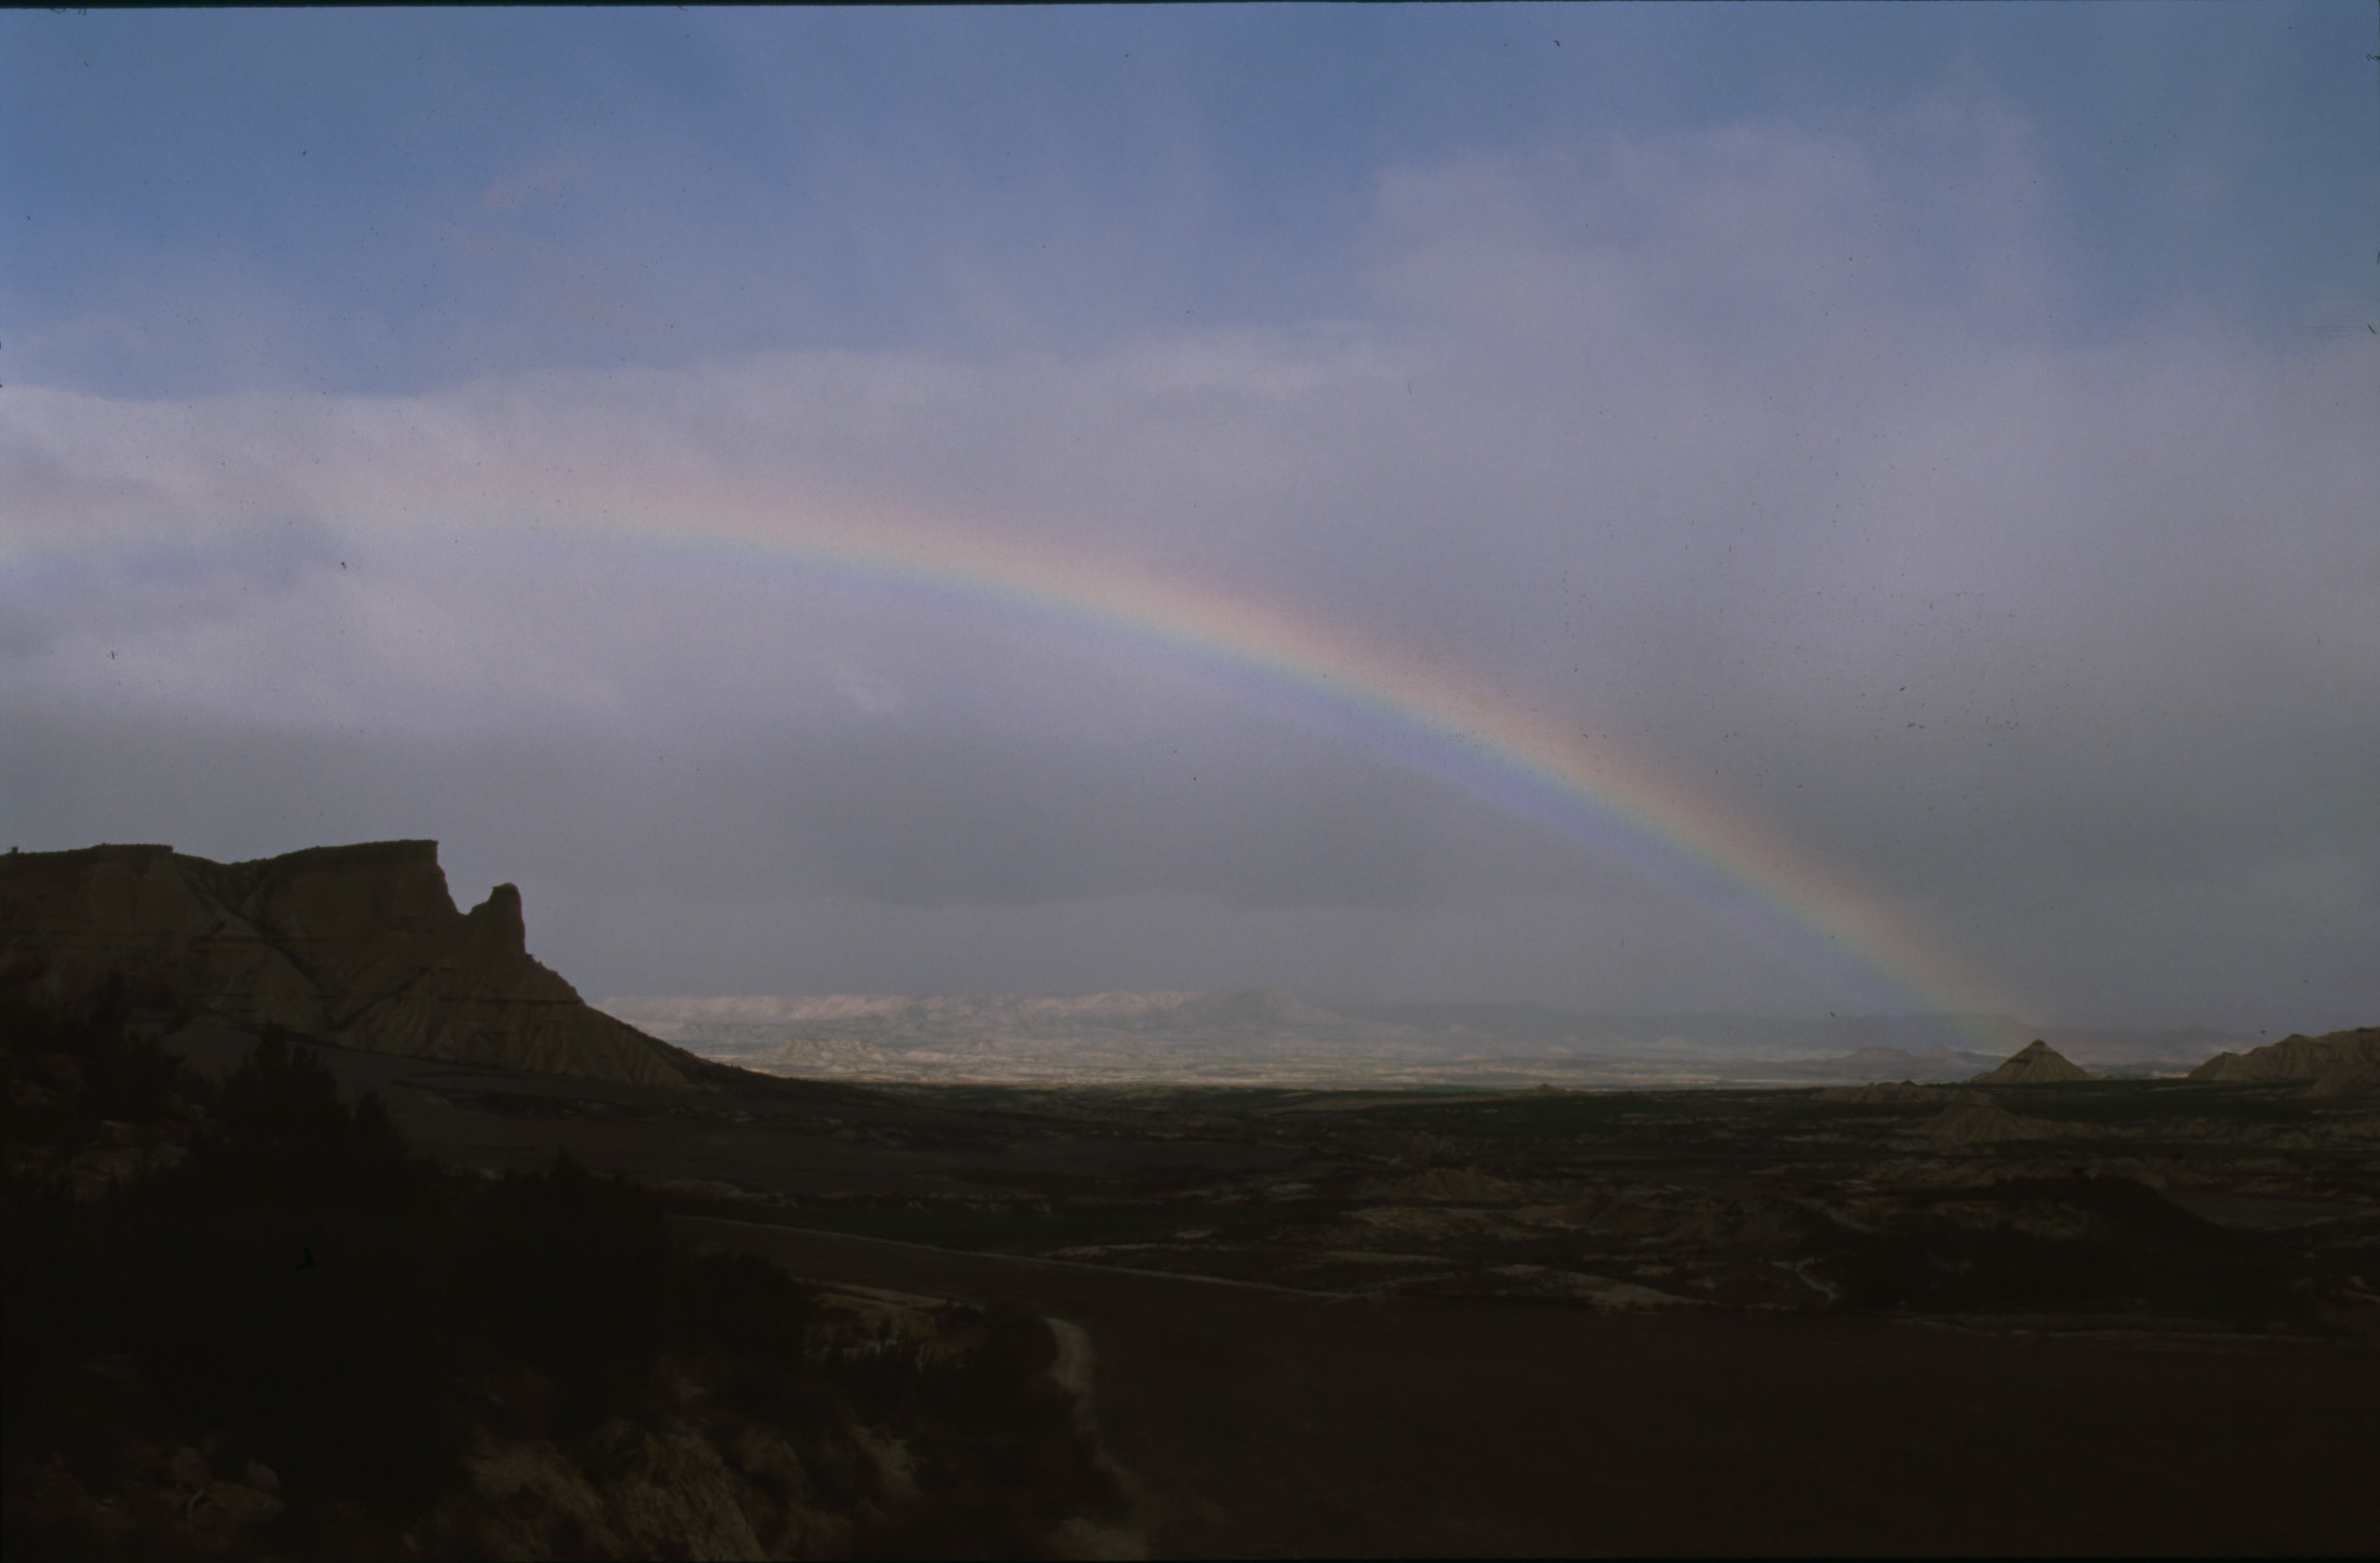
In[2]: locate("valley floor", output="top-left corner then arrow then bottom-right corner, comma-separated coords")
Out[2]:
685,1217 -> 2379,1557
154,1028 -> 2380,1555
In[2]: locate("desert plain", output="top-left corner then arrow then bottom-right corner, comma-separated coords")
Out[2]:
5,843 -> 2376,1557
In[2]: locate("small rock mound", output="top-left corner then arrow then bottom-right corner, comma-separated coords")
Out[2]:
1921,1094 -> 2051,1144
2302,1056 -> 2380,1101
1970,1038 -> 2093,1086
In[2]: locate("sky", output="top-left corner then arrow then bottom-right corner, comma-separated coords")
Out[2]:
3,4 -> 2375,1033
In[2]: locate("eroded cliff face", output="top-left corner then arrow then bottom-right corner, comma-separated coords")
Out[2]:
2188,1027 -> 2380,1098
0,842 -> 689,1088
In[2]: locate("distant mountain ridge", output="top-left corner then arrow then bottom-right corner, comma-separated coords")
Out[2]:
1769,1044 -> 2007,1082
599,989 -> 2246,1081
604,987 -> 1353,1044
2,842 -> 693,1088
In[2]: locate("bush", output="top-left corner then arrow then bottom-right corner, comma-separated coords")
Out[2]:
1833,1174 -> 2302,1325
4,996 -> 1120,1556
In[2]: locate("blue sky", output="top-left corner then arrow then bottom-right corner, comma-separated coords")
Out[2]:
9,5 -> 2367,392
4,5 -> 2375,1030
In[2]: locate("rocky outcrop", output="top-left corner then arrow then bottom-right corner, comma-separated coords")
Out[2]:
2303,1064 -> 2380,1102
1970,1039 -> 2093,1086
428,1424 -> 798,1561
1921,1094 -> 2053,1144
2188,1028 -> 2380,1095
1,842 -> 690,1088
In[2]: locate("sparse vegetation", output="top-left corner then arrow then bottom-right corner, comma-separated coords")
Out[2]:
1832,1174 -> 2305,1324
0,985 -> 1119,1560
6,970 -> 2374,1557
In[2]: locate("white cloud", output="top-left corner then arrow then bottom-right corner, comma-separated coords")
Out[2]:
5,115 -> 2372,1024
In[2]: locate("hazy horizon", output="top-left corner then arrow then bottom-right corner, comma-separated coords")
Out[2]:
5,7 -> 2374,1037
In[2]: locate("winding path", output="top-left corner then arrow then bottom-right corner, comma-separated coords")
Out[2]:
683,1217 -> 2380,1557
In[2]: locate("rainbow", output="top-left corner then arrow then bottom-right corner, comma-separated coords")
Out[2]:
6,497 -> 2017,1042
495,499 -> 2015,1042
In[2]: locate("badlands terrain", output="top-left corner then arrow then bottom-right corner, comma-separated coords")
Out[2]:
598,988 -> 2244,1089
6,842 -> 2377,1556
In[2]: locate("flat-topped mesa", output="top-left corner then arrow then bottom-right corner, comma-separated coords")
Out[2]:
0,841 -> 690,1089
1969,1038 -> 2094,1086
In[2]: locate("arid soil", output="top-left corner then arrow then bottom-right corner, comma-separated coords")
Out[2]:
16,853 -> 2370,1554
249,1033 -> 2379,1326
3,1005 -> 1122,1561
134,1022 -> 2380,1556
684,1219 -> 2377,1557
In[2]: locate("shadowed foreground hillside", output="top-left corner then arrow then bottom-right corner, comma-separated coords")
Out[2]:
7,847 -> 2376,1557
0,984 -> 1122,1560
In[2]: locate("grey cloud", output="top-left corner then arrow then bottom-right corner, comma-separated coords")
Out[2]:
5,118 -> 2373,1028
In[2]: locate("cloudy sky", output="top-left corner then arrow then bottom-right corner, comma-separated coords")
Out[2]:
4,5 -> 2374,1032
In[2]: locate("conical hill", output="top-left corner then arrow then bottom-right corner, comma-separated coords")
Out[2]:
1970,1038 -> 2093,1085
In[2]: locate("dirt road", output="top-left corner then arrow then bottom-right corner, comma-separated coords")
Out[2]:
683,1217 -> 2378,1557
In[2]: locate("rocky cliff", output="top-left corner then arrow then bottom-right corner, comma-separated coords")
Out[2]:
2188,1027 -> 2380,1096
0,842 -> 690,1088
